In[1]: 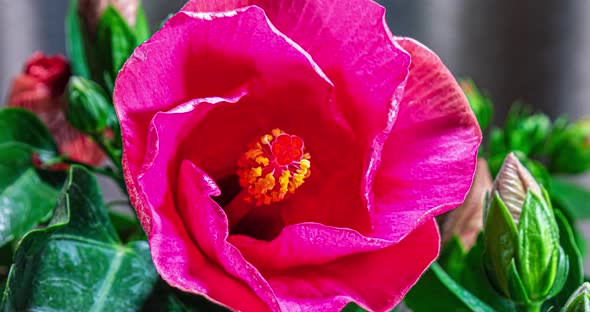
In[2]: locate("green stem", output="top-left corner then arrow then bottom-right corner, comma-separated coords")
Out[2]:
92,134 -> 122,173
517,302 -> 542,312
63,158 -> 127,195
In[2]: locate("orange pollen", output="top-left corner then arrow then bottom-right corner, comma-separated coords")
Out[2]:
237,128 -> 311,205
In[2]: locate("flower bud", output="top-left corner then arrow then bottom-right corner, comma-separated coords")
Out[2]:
483,153 -> 567,304
66,76 -> 116,135
78,0 -> 139,36
75,0 -> 149,92
562,283 -> 590,312
7,52 -> 104,166
441,158 -> 492,250
492,153 -> 542,224
548,118 -> 590,174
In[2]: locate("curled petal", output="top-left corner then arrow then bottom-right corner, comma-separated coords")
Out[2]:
371,38 -> 482,242
182,0 -> 411,166
265,220 -> 439,312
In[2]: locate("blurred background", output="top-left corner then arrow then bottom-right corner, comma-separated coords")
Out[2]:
2,0 -> 589,123
0,0 -> 589,199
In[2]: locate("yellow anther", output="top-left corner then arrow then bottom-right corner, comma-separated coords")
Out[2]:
237,128 -> 311,205
255,156 -> 269,166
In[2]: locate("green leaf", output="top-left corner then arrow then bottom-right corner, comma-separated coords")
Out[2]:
96,6 -> 138,93
544,210 -> 583,309
108,210 -> 145,243
65,0 -> 90,78
404,263 -> 470,312
0,108 -> 57,160
0,143 -> 64,248
430,263 -> 496,312
142,279 -> 229,312
551,178 -> 590,220
459,236 -> 515,311
438,236 -> 467,279
0,166 -> 157,311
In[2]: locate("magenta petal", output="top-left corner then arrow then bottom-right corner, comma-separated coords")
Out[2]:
176,160 -> 282,311
229,223 -> 390,271
116,6 -> 337,232
182,0 -> 410,147
265,220 -> 439,312
148,201 -> 271,312
371,37 -> 482,242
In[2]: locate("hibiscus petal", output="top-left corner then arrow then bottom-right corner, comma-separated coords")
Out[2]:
229,223 -> 390,271
175,160 -> 282,311
371,38 -> 482,242
116,6 -> 340,232
265,220 -> 439,312
182,0 -> 411,159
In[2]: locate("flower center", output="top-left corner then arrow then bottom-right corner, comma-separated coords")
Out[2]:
237,128 -> 311,205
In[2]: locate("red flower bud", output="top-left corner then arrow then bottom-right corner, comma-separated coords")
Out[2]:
7,52 -> 104,167
23,52 -> 71,96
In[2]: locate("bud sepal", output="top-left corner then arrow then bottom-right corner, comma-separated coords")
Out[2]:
66,76 -> 116,136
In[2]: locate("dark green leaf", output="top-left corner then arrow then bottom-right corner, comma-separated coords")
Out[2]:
340,302 -> 366,312
0,143 -> 63,248
0,244 -> 12,267
404,263 -> 469,312
430,263 -> 496,312
439,236 -> 467,279
459,236 -> 515,311
142,279 -> 229,312
65,0 -> 90,77
0,166 -> 157,311
0,108 -> 57,160
108,209 -> 144,243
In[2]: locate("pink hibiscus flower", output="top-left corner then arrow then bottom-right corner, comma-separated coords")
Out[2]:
114,1 -> 481,311
7,52 -> 105,166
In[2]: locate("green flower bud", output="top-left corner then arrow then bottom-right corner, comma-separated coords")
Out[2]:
483,153 -> 568,305
548,118 -> 590,174
66,76 -> 116,135
460,80 -> 493,131
74,1 -> 150,93
562,283 -> 590,312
